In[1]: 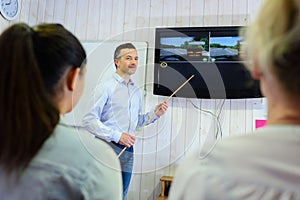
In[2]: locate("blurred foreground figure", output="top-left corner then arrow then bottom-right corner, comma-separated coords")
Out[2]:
169,0 -> 300,199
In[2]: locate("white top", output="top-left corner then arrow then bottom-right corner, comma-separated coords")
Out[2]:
169,125 -> 300,200
0,118 -> 122,200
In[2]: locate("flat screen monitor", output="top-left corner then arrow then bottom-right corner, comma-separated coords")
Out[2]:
154,26 -> 263,99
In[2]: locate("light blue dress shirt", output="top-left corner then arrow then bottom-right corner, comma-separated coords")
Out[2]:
82,73 -> 158,143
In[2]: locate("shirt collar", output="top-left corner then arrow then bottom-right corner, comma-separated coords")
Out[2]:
113,73 -> 134,86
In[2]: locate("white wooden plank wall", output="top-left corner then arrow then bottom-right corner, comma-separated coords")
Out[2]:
0,0 -> 266,199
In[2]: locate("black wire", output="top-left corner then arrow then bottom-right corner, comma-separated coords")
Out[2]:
215,99 -> 226,139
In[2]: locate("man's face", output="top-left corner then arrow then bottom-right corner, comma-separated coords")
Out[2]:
115,48 -> 138,76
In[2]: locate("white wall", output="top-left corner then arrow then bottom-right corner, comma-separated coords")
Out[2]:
0,0 -> 266,199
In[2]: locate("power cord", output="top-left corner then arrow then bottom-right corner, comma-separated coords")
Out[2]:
188,99 -> 225,139
188,99 -> 226,159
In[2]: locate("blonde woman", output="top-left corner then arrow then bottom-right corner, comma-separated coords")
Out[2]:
169,0 -> 300,199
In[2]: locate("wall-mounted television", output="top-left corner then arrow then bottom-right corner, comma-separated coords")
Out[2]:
154,26 -> 263,99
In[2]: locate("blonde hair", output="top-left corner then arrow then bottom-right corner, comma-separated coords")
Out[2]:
241,0 -> 300,94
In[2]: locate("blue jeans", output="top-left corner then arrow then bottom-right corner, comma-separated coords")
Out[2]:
110,142 -> 134,200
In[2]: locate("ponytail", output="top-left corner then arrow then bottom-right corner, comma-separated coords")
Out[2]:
0,23 -> 59,172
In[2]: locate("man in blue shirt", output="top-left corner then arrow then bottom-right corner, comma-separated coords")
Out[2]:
82,43 -> 168,199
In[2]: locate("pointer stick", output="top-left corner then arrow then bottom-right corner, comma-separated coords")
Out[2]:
164,75 -> 195,102
117,75 -> 195,158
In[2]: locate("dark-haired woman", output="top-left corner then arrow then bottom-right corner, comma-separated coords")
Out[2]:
0,23 -> 122,200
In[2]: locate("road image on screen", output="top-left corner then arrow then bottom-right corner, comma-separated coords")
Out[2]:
160,35 -> 209,62
209,36 -> 243,62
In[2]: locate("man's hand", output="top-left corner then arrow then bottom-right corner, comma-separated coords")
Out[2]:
155,101 -> 168,117
119,133 -> 136,147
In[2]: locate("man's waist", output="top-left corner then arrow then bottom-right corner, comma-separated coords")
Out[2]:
111,141 -> 134,152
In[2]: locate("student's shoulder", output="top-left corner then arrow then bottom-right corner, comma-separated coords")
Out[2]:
38,123 -> 120,170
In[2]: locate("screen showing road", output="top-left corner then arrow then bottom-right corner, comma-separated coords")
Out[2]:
160,35 -> 209,61
209,36 -> 243,62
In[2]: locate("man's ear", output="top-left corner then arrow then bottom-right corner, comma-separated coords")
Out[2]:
66,67 -> 80,91
114,59 -> 119,68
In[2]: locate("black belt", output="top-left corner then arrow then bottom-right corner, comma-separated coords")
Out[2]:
111,141 -> 134,152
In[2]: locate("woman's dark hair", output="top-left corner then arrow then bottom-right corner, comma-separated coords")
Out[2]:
32,23 -> 87,96
0,23 -> 86,172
